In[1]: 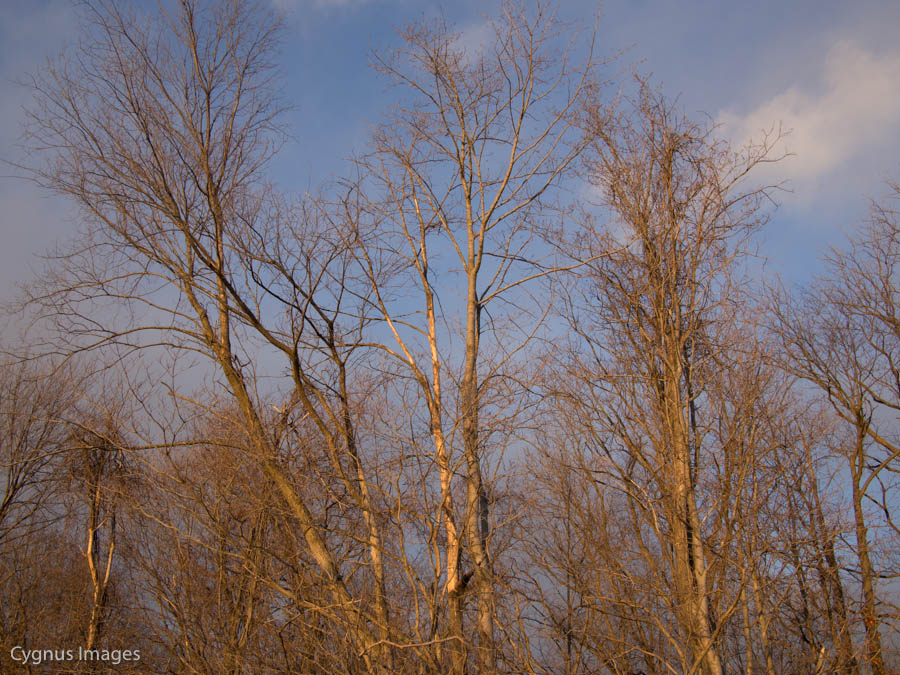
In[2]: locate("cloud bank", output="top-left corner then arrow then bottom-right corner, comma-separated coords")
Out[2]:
720,41 -> 900,186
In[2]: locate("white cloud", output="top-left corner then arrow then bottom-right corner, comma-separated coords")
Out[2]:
719,41 -> 900,187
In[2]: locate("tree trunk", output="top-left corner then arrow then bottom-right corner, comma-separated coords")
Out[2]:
852,420 -> 885,675
462,269 -> 494,672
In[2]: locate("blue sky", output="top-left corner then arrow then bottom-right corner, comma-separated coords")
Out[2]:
2,0 -> 900,302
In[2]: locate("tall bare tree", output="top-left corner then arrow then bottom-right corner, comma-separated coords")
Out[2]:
350,2 -> 603,669
553,82 -> 781,674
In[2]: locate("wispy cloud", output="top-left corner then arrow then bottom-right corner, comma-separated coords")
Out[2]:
719,41 -> 900,189
452,20 -> 494,63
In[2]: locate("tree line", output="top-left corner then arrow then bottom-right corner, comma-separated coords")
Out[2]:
2,0 -> 897,672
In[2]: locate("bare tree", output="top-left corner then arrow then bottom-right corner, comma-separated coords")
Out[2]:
73,432 -> 119,653
770,188 -> 900,674
0,359 -> 77,658
22,1 -> 400,668
0,358 -> 71,546
785,414 -> 860,673
349,3 -> 603,669
552,82 -> 781,674
48,372 -> 137,664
